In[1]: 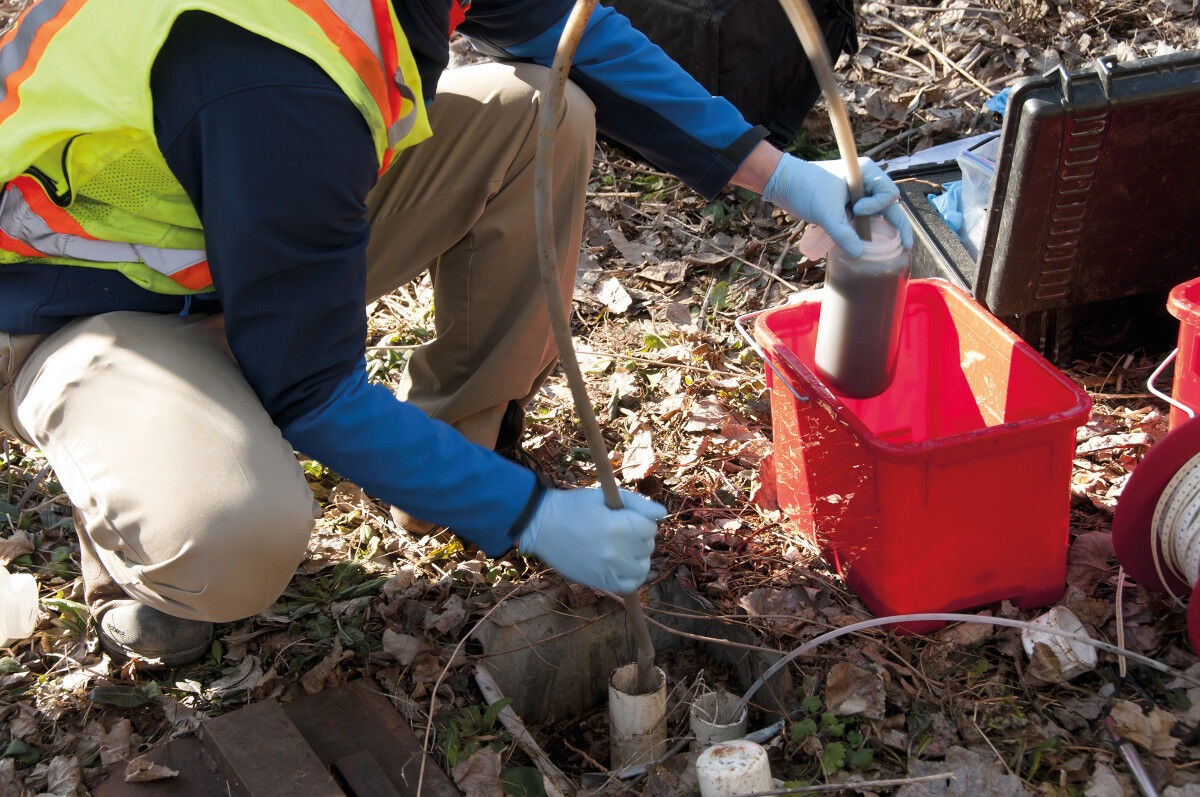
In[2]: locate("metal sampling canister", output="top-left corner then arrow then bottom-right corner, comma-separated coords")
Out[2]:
814,215 -> 910,399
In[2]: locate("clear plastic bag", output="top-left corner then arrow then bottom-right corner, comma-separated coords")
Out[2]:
955,136 -> 1000,259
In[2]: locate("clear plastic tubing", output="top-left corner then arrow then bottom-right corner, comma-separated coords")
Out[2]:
741,612 -> 1200,705
814,215 -> 911,399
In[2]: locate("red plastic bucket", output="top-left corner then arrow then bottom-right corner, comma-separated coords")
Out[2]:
754,280 -> 1092,627
1167,277 -> 1200,430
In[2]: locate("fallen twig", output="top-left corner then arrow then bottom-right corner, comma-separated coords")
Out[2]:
474,662 -> 574,797
868,14 -> 992,96
418,592 -> 516,794
734,772 -> 955,794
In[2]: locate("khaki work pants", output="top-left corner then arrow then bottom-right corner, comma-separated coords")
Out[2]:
0,63 -> 595,623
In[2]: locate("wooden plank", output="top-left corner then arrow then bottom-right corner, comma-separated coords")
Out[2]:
92,736 -> 229,797
282,679 -> 460,797
333,750 -> 403,797
202,699 -> 343,796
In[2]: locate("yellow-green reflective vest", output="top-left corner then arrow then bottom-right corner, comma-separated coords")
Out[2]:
0,0 -> 432,294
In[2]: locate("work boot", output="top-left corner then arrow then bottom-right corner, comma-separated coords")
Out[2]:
494,400 -> 538,469
388,505 -> 443,537
97,600 -> 214,668
75,510 -> 213,668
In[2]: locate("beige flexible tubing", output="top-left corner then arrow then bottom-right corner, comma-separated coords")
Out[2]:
534,0 -> 874,695
534,0 -> 657,694
776,0 -> 873,240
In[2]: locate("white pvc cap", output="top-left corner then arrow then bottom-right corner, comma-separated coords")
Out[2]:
696,739 -> 772,797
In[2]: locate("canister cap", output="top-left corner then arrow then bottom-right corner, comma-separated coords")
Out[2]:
858,215 -> 904,261
796,214 -> 905,261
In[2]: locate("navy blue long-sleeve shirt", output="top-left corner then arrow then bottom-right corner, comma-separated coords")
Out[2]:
0,3 -> 766,553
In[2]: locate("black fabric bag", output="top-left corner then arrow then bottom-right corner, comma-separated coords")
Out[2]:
606,0 -> 858,146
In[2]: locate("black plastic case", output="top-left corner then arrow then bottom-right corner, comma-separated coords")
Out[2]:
894,51 -> 1200,361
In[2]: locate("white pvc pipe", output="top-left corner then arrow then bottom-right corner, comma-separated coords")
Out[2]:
609,663 -> 668,770
690,691 -> 749,749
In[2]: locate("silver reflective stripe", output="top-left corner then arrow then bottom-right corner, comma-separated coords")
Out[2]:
132,244 -> 207,275
387,81 -> 417,147
0,0 -> 71,106
0,187 -> 206,277
322,0 -> 384,61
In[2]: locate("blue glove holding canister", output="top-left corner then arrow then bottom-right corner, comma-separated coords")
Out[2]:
517,486 -> 666,593
763,154 -> 914,257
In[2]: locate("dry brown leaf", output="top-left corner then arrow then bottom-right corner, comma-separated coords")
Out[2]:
1065,532 -> 1114,594
424,594 -> 466,636
0,759 -> 19,794
608,371 -> 639,403
663,302 -> 693,326
207,654 -> 264,698
899,745 -> 1024,796
824,661 -> 885,720
619,421 -> 657,482
301,638 -> 350,694
606,228 -> 657,266
0,529 -> 34,566
685,399 -> 727,432
99,718 -> 133,766
124,754 -> 179,783
1084,764 -> 1127,797
640,260 -> 686,285
451,746 -> 503,797
749,453 -> 778,511
9,706 -> 37,739
162,697 -> 203,740
1076,432 -> 1152,455
934,618 -> 993,646
1109,699 -> 1180,758
383,629 -> 421,666
45,754 -> 82,796
596,277 -> 633,315
920,713 -> 962,759
683,252 -> 728,267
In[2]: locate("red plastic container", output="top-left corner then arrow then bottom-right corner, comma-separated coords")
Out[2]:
755,279 -> 1092,625
1167,277 -> 1200,430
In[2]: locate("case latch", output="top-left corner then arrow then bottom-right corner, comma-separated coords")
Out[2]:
1093,55 -> 1118,101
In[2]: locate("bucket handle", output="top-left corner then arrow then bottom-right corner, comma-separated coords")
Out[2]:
1147,348 -> 1196,420
735,309 -> 809,403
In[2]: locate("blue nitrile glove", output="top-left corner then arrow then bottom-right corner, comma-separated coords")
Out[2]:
929,181 -> 964,233
517,486 -> 667,593
763,154 -> 914,257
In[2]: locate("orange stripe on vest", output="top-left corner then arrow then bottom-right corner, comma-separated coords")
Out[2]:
8,175 -> 91,237
171,260 -> 213,291
369,0 -> 403,124
290,0 -> 392,128
0,228 -> 43,259
0,0 -> 87,126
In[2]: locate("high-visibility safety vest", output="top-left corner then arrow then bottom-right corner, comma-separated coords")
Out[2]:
0,0 -> 434,294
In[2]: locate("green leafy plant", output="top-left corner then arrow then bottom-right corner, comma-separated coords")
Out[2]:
88,681 -> 162,708
442,699 -> 513,770
1025,735 -> 1060,781
786,695 -> 876,781
2,738 -> 39,767
500,766 -> 547,797
42,595 -> 88,637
